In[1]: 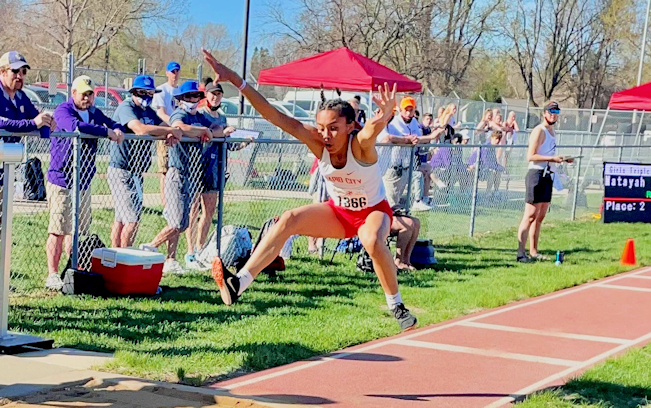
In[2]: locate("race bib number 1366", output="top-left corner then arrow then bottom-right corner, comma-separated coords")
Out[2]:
333,187 -> 369,211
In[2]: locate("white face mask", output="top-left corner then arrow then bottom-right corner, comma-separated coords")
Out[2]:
180,100 -> 198,113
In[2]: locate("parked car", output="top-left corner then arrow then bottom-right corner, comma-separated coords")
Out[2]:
224,98 -> 312,138
32,82 -> 130,108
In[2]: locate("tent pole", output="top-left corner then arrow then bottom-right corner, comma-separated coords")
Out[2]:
595,107 -> 609,147
369,89 -> 373,117
310,89 -> 315,117
292,87 -> 297,116
635,110 -> 645,144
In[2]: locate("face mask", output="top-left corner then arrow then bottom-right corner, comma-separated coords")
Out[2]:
135,96 -> 152,108
210,103 -> 221,112
180,100 -> 199,113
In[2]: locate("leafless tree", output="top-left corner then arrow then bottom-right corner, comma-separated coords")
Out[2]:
22,0 -> 170,71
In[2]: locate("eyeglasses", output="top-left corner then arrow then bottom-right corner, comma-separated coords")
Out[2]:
11,67 -> 27,75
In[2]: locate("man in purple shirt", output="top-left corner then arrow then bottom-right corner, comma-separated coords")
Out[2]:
0,51 -> 55,228
45,75 -> 125,290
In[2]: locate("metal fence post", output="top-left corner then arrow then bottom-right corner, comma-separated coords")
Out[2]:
468,146 -> 482,237
0,161 -> 16,340
197,63 -> 203,82
67,53 -> 74,98
215,140 -> 227,257
571,147 -> 584,221
104,69 -> 110,109
71,133 -> 81,269
618,146 -> 624,162
404,146 -> 416,212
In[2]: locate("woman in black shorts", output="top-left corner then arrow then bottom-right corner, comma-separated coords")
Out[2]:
517,101 -> 573,262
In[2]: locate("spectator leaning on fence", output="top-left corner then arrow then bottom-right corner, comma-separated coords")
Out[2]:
45,75 -> 126,290
109,75 -> 182,248
141,81 -> 227,274
0,51 -> 54,206
152,61 -> 181,207
184,81 -> 241,270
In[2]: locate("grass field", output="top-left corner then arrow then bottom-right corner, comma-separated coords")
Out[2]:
516,347 -> 651,407
9,219 -> 651,391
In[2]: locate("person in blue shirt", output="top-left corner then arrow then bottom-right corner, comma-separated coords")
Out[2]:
140,81 -> 228,274
44,75 -> 125,290
108,75 -> 182,248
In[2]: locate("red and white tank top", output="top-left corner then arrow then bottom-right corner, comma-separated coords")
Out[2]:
318,133 -> 386,211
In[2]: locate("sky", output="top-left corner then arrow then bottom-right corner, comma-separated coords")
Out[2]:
186,0 -> 298,49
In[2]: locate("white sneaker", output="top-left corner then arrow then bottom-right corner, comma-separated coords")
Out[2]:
163,259 -> 187,275
411,200 -> 432,212
139,243 -> 158,253
45,273 -> 64,291
435,179 -> 447,189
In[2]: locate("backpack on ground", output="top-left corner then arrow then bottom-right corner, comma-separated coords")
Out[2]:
63,233 -> 106,273
253,216 -> 286,276
17,157 -> 46,201
196,225 -> 252,268
356,247 -> 374,273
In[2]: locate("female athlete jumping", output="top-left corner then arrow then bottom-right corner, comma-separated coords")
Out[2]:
203,49 -> 417,331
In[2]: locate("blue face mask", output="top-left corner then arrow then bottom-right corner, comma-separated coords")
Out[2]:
135,95 -> 152,108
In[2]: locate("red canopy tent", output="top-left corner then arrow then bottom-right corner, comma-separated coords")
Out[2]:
258,47 -> 422,92
608,82 -> 651,111
595,82 -> 651,141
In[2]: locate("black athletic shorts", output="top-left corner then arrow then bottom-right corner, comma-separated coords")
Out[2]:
525,169 -> 553,204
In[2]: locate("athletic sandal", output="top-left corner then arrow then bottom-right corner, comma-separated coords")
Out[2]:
531,254 -> 550,261
392,303 -> 418,332
212,257 -> 240,305
516,255 -> 533,263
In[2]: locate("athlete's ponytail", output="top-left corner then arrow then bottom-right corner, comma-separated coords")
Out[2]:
317,87 -> 355,124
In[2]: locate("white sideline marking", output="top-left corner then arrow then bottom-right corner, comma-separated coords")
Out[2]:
628,275 -> 651,280
392,339 -> 580,367
596,283 -> 651,293
459,321 -> 629,344
220,267 -> 651,391
483,328 -> 651,408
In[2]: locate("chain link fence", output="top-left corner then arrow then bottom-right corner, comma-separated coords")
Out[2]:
3,125 -> 648,297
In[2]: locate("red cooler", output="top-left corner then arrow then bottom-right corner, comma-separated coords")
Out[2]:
91,248 -> 165,295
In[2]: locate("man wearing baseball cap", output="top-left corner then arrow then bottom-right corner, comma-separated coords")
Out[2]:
152,61 -> 182,206
379,96 -> 432,212
45,75 -> 126,290
0,51 -> 55,230
108,75 -> 183,249
141,80 -> 229,274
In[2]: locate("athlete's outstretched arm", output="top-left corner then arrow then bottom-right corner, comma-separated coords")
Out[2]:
356,83 -> 397,152
202,49 -> 324,156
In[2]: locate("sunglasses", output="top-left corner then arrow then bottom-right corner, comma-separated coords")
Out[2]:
547,108 -> 560,114
10,67 -> 27,75
81,91 -> 94,98
183,92 -> 203,99
133,90 -> 154,97
170,69 -> 179,74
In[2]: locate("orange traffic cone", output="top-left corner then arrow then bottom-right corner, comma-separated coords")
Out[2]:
621,239 -> 637,266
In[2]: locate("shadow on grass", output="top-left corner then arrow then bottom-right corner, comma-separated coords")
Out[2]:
522,379 -> 651,408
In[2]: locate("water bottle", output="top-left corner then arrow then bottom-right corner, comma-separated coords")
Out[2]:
555,250 -> 564,266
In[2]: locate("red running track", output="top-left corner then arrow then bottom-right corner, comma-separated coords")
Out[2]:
208,266 -> 651,408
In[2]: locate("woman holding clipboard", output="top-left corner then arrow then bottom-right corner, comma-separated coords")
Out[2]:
517,101 -> 574,262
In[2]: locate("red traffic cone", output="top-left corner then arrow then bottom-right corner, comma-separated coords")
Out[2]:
621,239 -> 637,266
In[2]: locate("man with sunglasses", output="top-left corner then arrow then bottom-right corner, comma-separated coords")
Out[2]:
517,101 -> 574,263
0,51 -> 55,230
109,75 -> 183,249
141,81 -> 227,274
152,61 -> 181,206
45,75 -> 126,290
